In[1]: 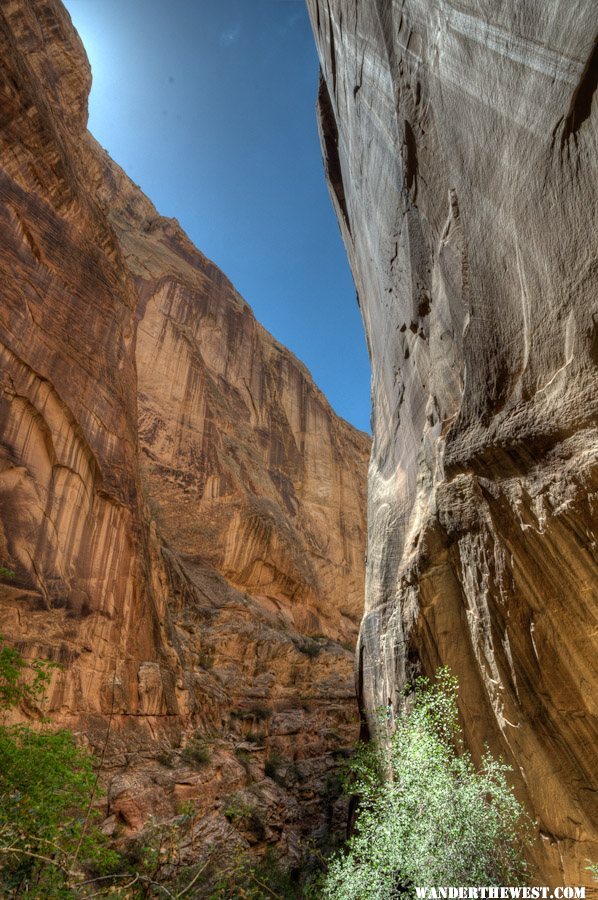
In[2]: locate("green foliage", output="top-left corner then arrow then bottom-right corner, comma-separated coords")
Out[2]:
0,567 -> 15,581
586,861 -> 598,882
0,635 -> 56,711
235,746 -> 253,778
0,636 -> 119,896
295,637 -> 321,659
247,704 -> 272,722
315,668 -> 533,899
0,640 -> 221,897
223,794 -> 265,839
157,749 -> 175,767
210,847 -> 301,899
264,752 -> 283,781
199,649 -> 214,670
181,731 -> 211,766
231,704 -> 272,722
264,753 -> 301,787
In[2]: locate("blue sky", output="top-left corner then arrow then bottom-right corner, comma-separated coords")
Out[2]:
63,0 -> 371,434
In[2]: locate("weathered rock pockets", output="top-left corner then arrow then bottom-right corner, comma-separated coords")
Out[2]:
0,0 -> 369,867
307,0 -> 598,884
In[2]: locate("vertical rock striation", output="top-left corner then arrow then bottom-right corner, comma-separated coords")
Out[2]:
308,0 -> 598,882
0,0 -> 369,868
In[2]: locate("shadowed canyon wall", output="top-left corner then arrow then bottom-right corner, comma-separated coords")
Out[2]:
0,0 -> 369,869
307,0 -> 598,883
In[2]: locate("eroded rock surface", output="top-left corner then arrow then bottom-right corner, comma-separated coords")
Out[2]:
308,0 -> 598,882
0,0 -> 369,872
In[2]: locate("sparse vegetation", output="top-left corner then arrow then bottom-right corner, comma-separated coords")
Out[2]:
265,753 -> 302,788
235,746 -> 253,776
0,641 -> 536,898
231,703 -> 272,722
264,752 -> 283,782
181,731 -> 211,767
198,648 -> 214,670
295,636 -> 322,659
210,847 -> 301,899
156,749 -> 175,767
223,793 -> 265,839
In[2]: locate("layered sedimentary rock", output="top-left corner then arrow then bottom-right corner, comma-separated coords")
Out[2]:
308,0 -> 598,882
0,0 -> 369,870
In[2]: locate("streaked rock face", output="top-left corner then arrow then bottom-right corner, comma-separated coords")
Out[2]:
0,0 -> 369,866
307,0 -> 597,882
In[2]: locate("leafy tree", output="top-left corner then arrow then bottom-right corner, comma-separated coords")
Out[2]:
315,669 -> 533,899
0,635 -> 119,896
0,637 -> 219,897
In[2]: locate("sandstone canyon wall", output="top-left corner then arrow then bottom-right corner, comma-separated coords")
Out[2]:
307,0 -> 598,883
0,0 -> 369,871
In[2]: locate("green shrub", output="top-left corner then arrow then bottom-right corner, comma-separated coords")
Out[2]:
264,754 -> 301,787
223,794 -> 265,839
315,668 -> 533,899
248,703 -> 272,721
235,746 -> 252,776
0,636 -> 120,896
181,731 -> 211,767
156,750 -> 175,767
0,636 -> 55,710
295,637 -> 321,659
198,649 -> 214,670
0,637 -> 215,897
264,753 -> 283,782
231,703 -> 272,722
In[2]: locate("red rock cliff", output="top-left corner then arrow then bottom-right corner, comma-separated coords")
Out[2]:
0,0 -> 369,868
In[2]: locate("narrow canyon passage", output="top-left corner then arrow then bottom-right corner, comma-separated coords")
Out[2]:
0,0 -> 370,880
0,0 -> 597,893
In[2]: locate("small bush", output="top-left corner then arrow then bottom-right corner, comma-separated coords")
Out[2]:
231,703 -> 272,722
295,637 -> 321,659
264,753 -> 283,781
235,747 -> 252,775
248,703 -> 272,721
198,649 -> 213,670
223,794 -> 265,839
156,750 -> 175,767
181,731 -> 211,767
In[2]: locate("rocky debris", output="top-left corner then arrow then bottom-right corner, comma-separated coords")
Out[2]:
307,0 -> 598,883
0,0 -> 369,871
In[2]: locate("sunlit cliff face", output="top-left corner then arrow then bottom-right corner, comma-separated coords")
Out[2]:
0,0 -> 369,865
